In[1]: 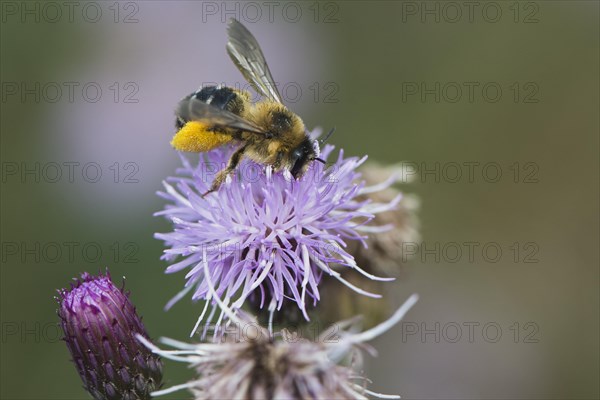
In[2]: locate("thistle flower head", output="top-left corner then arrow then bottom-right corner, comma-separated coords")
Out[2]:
57,271 -> 162,400
139,294 -> 419,399
156,129 -> 405,329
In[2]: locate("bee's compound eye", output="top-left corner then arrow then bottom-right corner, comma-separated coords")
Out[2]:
292,149 -> 302,160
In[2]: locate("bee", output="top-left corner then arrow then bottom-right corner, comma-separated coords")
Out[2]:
172,18 -> 333,196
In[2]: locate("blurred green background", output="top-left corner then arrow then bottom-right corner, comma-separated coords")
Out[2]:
1,1 -> 598,399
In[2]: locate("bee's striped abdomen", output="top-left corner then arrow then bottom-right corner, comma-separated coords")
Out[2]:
195,86 -> 238,109
176,85 -> 247,129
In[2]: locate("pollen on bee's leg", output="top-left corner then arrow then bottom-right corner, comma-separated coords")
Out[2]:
171,121 -> 231,152
171,121 -> 206,151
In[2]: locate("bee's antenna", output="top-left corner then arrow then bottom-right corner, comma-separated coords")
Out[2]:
315,158 -> 326,164
319,127 -> 336,145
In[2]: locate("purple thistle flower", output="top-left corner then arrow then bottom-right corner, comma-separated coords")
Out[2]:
57,271 -> 163,400
155,129 -> 404,329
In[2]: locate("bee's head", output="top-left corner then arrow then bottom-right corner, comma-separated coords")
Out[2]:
290,138 -> 320,179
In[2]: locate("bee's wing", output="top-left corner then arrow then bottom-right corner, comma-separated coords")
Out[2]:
177,97 -> 267,135
226,18 -> 283,103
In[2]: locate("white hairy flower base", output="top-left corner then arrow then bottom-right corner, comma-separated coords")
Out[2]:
137,290 -> 418,399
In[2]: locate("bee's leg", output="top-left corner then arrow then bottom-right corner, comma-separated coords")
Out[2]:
202,145 -> 247,197
273,150 -> 286,170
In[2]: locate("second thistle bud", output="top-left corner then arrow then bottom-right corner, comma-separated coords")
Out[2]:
57,271 -> 162,400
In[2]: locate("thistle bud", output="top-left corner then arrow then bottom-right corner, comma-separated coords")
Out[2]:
57,271 -> 162,400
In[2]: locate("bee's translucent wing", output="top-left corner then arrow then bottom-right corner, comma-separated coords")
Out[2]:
177,97 -> 267,134
226,18 -> 283,103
